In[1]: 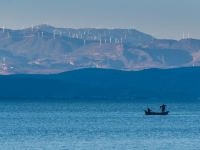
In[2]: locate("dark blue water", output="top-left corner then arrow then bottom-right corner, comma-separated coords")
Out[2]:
0,102 -> 199,150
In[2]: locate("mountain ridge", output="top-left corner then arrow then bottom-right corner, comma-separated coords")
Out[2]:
0,25 -> 200,74
0,67 -> 200,102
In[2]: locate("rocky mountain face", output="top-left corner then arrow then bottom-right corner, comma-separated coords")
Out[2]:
0,24 -> 199,74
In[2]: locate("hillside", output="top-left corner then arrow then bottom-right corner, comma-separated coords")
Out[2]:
0,67 -> 200,102
0,25 -> 200,74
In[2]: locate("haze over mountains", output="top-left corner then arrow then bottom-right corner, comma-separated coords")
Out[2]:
0,24 -> 199,74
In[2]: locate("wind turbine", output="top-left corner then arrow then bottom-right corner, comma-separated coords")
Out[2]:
2,57 -> 7,71
31,25 -> 34,32
53,30 -> 56,39
182,33 -> 185,39
99,38 -> 102,46
7,32 -> 10,38
76,33 -> 78,39
84,39 -> 86,45
187,32 -> 190,39
124,34 -> 127,40
2,26 -> 5,33
3,57 -> 6,65
115,38 -> 118,44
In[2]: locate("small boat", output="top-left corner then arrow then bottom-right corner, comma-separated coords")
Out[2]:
145,110 -> 169,115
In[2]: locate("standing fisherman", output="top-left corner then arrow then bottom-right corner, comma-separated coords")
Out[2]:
160,104 -> 167,112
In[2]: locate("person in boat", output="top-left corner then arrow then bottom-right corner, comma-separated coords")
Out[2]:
160,104 -> 167,112
147,108 -> 152,113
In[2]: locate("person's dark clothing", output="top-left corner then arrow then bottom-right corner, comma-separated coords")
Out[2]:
147,108 -> 151,112
160,104 -> 167,112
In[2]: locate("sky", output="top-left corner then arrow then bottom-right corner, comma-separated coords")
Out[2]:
0,0 -> 199,39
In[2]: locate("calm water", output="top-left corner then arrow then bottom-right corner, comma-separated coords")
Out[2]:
0,102 -> 199,150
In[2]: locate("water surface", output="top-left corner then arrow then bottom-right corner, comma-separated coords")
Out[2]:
0,102 -> 199,150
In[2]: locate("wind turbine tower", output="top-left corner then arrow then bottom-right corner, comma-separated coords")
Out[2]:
2,26 -> 5,33
53,31 -> 56,39
187,32 -> 190,39
182,33 -> 185,39
7,32 -> 10,38
99,38 -> 102,46
124,34 -> 127,40
84,39 -> 86,45
2,57 -> 8,71
3,57 -> 6,65
115,38 -> 117,44
31,25 -> 34,32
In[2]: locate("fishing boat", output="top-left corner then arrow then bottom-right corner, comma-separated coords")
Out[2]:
145,110 -> 169,115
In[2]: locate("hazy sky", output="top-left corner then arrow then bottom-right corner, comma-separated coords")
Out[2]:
0,0 -> 199,39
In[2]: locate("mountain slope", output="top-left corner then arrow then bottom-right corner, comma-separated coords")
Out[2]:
0,67 -> 200,102
0,25 -> 199,74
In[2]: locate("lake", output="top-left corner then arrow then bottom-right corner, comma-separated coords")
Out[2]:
0,102 -> 199,150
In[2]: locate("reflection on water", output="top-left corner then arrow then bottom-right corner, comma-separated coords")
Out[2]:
0,102 -> 199,150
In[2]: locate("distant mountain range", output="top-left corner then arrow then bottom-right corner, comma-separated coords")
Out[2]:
0,67 -> 200,102
0,24 -> 200,74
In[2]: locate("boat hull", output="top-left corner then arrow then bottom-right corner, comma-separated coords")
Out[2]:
145,111 -> 169,115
